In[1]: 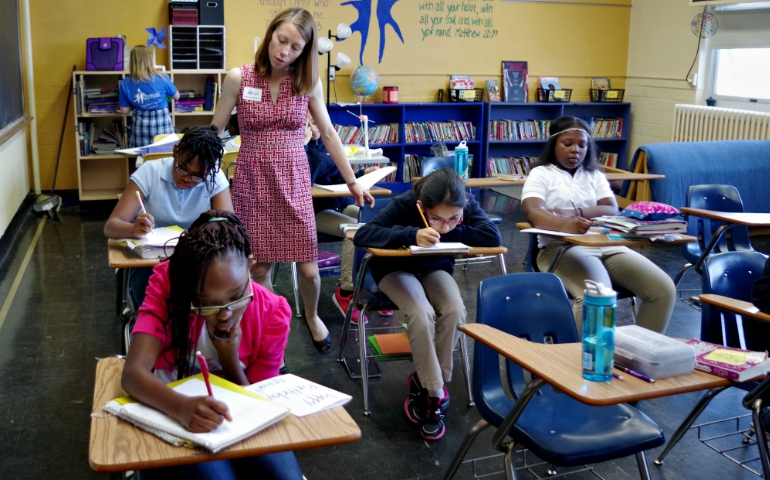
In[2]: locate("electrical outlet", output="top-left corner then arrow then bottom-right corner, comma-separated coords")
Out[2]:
329,70 -> 335,82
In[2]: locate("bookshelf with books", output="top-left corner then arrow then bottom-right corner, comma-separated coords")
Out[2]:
484,102 -> 631,178
326,102 -> 484,189
73,70 -> 226,201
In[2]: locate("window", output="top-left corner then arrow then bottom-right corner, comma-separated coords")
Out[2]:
712,47 -> 770,101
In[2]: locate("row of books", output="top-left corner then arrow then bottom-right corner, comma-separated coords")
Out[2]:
597,151 -> 618,168
404,121 -> 476,143
488,119 -> 550,141
487,155 -> 537,178
588,117 -> 624,138
75,75 -> 121,115
353,162 -> 398,181
334,123 -> 398,145
77,120 -> 126,156
402,154 -> 474,182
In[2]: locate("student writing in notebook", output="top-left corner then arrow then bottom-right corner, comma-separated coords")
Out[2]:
122,210 -> 302,479
521,116 -> 676,334
354,168 -> 501,440
104,126 -> 233,308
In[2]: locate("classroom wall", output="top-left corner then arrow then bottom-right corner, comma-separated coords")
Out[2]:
625,0 -> 700,153
29,0 -> 631,191
0,129 -> 30,237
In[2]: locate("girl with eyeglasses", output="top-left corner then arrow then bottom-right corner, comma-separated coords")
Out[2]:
354,168 -> 502,441
105,125 -> 233,307
122,210 -> 303,480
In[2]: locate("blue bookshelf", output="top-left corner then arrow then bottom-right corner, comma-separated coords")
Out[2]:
484,102 -> 632,175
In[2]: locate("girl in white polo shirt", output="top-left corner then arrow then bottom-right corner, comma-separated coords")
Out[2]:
521,116 -> 675,334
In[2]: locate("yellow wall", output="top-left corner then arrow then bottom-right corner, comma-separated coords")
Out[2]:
28,0 -> 630,191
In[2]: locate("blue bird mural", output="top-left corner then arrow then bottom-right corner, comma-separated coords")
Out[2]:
339,0 -> 404,64
376,0 -> 404,63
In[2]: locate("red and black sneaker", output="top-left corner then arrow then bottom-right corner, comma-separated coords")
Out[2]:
420,386 -> 449,441
332,286 -> 368,324
404,372 -> 427,424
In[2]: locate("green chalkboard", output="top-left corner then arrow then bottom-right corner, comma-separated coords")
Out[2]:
0,0 -> 24,134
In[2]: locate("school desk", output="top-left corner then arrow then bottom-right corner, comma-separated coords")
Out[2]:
450,323 -> 733,479
699,293 -> 770,325
108,239 -> 161,322
679,208 -> 770,274
410,173 -> 663,189
89,358 -> 361,473
311,185 -> 391,198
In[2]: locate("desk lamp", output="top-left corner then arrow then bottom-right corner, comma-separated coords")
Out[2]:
318,23 -> 352,105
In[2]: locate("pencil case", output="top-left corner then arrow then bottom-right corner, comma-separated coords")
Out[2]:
614,325 -> 695,380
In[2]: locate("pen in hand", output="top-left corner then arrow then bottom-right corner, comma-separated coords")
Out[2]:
135,191 -> 153,233
570,199 -> 581,218
196,351 -> 215,397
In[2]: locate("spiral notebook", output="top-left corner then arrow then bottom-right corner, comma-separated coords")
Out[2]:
103,374 -> 289,453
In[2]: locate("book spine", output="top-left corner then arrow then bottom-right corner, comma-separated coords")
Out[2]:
693,361 -> 740,380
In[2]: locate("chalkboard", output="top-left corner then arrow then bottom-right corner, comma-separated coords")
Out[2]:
0,0 -> 24,134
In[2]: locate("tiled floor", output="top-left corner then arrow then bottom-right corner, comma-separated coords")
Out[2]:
0,191 -> 767,479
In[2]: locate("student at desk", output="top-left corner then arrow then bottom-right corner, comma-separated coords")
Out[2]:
123,210 -> 302,479
521,116 -> 675,334
354,168 -> 502,440
104,126 -> 232,307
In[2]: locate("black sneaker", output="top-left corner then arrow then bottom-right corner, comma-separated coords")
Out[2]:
404,372 -> 426,424
420,387 -> 449,441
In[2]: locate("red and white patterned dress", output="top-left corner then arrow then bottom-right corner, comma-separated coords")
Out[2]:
232,64 -> 316,262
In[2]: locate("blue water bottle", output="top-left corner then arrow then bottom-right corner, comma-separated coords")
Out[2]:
581,280 -> 617,382
453,140 -> 469,183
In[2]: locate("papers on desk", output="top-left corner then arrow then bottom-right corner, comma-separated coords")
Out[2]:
119,226 -> 183,258
313,166 -> 397,192
103,375 -> 289,453
410,242 -> 471,254
244,374 -> 352,417
115,134 -> 179,156
520,228 -> 600,237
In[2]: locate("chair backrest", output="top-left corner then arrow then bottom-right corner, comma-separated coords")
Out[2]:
701,251 -> 769,350
141,152 -> 171,162
153,133 -> 183,143
222,151 -> 238,181
683,184 -> 753,264
352,198 -> 394,291
474,273 -> 578,425
420,156 -> 454,177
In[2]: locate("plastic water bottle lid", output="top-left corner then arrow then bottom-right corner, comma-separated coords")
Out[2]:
455,140 -> 468,152
583,280 -> 616,298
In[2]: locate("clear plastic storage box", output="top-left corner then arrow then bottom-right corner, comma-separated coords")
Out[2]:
614,325 -> 695,380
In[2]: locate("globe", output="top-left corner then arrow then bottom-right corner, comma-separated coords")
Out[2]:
349,65 -> 379,97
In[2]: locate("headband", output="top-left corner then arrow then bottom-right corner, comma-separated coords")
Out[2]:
551,127 -> 590,138
208,217 -> 229,222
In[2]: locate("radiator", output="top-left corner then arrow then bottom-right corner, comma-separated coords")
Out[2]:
671,104 -> 770,142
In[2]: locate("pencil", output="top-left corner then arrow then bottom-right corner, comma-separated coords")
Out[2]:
135,191 -> 152,233
416,203 -> 431,229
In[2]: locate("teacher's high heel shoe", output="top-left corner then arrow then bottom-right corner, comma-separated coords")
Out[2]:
303,313 -> 331,354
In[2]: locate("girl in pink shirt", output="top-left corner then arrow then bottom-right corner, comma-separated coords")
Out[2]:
123,210 -> 302,480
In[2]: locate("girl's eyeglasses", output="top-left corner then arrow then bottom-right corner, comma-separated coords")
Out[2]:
191,282 -> 253,316
429,213 -> 463,227
174,163 -> 205,183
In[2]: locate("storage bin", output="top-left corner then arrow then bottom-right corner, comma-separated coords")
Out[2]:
536,88 -> 572,103
590,89 -> 625,103
448,88 -> 484,102
614,325 -> 695,380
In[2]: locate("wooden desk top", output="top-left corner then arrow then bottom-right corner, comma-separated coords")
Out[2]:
700,294 -> 770,324
515,222 -> 697,248
364,246 -> 508,258
460,323 -> 731,406
89,358 -> 361,473
410,173 -> 664,188
108,239 -> 162,269
311,186 -> 391,198
680,208 -> 770,227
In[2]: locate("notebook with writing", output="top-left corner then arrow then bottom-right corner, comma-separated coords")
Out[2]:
118,226 -> 183,259
103,374 -> 289,453
244,374 -> 352,417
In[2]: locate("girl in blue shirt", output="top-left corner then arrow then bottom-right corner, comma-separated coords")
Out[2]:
119,45 -> 180,148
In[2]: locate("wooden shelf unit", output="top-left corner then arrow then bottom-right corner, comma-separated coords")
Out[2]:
73,70 -> 226,200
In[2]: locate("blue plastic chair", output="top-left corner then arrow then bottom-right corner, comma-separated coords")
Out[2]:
444,273 -> 665,480
654,251 -> 769,467
674,184 -> 754,285
336,198 -> 475,415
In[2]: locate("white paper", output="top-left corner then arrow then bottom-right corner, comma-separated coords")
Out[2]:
244,374 -> 352,417
520,228 -> 600,237
119,226 -> 183,248
313,166 -> 397,192
115,134 -> 180,156
409,242 -> 471,254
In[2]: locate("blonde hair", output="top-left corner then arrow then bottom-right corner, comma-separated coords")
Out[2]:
129,45 -> 158,83
255,8 -> 318,96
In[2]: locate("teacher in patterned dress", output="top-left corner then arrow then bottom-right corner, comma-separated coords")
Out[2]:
212,8 -> 374,355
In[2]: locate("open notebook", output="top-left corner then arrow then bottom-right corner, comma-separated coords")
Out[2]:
244,374 -> 352,417
410,242 -> 471,254
103,374 -> 289,453
313,166 -> 397,193
118,226 -> 183,259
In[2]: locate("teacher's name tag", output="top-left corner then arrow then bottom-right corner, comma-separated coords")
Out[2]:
243,87 -> 262,102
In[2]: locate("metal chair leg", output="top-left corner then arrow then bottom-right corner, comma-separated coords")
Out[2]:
635,451 -> 652,480
750,399 -> 770,478
654,386 -> 728,465
359,303 -> 371,416
498,253 -> 508,275
673,263 -> 692,287
271,262 -> 280,289
290,262 -> 302,318
504,440 -> 519,480
443,420 -> 490,480
459,334 -> 474,407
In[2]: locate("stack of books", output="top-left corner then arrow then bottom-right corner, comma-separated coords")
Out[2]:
687,339 -> 770,382
593,215 -> 687,234
85,88 -> 120,114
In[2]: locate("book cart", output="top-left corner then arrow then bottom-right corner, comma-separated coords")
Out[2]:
72,70 -> 226,200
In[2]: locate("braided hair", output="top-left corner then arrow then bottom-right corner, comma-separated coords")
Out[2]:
176,125 -> 224,193
166,209 -> 251,380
